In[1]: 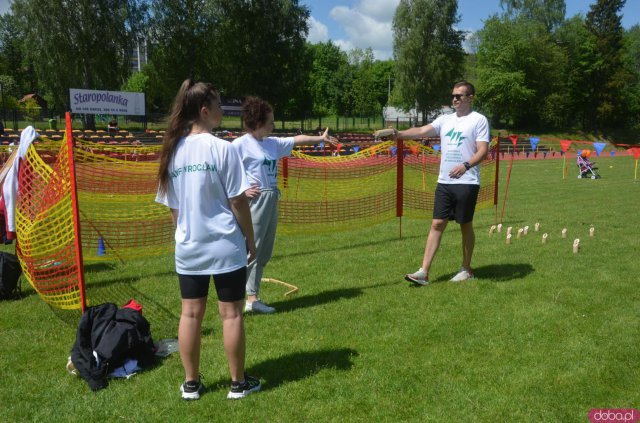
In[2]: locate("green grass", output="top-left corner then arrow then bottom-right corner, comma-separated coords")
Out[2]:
1,155 -> 639,421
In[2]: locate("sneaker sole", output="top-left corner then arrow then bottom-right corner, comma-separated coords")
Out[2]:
245,307 -> 276,314
227,383 -> 261,400
404,275 -> 428,286
180,385 -> 203,400
181,391 -> 201,400
450,275 -> 474,282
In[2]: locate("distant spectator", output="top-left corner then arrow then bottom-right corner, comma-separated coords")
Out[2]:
108,117 -> 119,137
0,120 -> 4,137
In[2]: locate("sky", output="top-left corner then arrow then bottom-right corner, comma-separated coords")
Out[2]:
0,0 -> 637,60
303,0 -> 640,59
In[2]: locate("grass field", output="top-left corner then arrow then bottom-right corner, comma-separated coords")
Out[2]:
0,154 -> 638,422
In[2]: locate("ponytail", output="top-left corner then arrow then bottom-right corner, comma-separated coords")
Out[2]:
157,79 -> 218,195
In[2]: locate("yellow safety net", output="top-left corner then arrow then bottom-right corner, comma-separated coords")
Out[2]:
279,140 -> 498,233
10,136 -> 497,310
13,136 -> 172,310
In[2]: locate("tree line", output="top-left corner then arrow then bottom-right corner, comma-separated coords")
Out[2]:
0,0 -> 637,132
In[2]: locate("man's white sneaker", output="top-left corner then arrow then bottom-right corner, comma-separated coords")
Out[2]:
404,268 -> 429,286
244,299 -> 275,314
450,268 -> 474,282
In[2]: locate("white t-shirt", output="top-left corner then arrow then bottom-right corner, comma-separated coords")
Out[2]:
431,111 -> 490,185
155,133 -> 250,275
231,133 -> 295,189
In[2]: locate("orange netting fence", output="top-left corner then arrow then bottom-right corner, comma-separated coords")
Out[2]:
14,124 -> 172,311
278,139 -> 499,233
10,117 -> 498,310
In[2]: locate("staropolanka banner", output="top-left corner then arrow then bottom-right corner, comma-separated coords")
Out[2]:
221,97 -> 243,116
70,89 -> 145,116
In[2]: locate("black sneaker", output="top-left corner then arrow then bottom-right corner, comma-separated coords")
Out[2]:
180,377 -> 204,400
227,374 -> 261,399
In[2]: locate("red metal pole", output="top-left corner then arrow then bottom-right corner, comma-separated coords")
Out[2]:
66,112 -> 87,312
493,138 -> 500,223
396,138 -> 404,239
282,157 -> 288,189
500,153 -> 514,224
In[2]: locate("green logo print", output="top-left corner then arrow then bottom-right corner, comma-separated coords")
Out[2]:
169,162 -> 218,178
445,128 -> 465,147
262,157 -> 278,175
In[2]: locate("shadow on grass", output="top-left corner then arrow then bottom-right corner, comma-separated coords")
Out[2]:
1,261 -> 141,305
84,262 -> 118,272
46,278 -> 179,335
271,232 -> 423,262
250,287 -> 362,314
428,263 -> 534,284
85,270 -> 175,291
473,263 -> 534,282
206,347 -> 359,393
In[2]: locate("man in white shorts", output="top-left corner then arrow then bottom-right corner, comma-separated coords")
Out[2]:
394,81 -> 490,285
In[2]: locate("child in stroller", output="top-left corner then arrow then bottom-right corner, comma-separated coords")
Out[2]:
577,149 -> 601,179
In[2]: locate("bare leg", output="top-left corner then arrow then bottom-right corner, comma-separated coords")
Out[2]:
218,299 -> 246,382
421,218 -> 448,274
179,297 -> 207,382
460,221 -> 475,270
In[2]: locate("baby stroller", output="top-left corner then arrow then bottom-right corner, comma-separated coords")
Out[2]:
577,150 -> 601,179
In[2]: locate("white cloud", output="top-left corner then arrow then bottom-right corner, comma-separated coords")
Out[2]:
307,16 -> 329,44
333,39 -> 354,53
329,0 -> 400,61
357,0 -> 399,21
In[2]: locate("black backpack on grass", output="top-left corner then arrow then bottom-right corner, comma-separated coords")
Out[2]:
0,252 -> 22,300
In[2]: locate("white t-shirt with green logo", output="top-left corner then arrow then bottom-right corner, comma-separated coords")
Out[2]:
431,111 -> 490,185
155,133 -> 250,275
232,133 -> 295,189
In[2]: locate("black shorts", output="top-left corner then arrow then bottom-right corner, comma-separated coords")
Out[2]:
178,267 -> 246,302
433,183 -> 480,224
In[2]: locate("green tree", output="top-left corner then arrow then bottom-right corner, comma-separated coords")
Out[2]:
210,0 -> 311,119
121,71 -> 149,93
623,25 -> 640,128
392,0 -> 465,123
147,0 -> 216,110
350,48 -> 379,116
0,75 -> 20,120
0,75 -> 20,99
0,13 -> 33,95
555,15 -> 594,128
19,97 -> 40,123
479,2 -> 582,129
369,60 -> 395,111
625,25 -> 640,69
147,0 -> 313,118
583,0 -> 632,128
349,50 -> 395,117
499,0 -> 566,32
12,0 -> 148,128
307,41 -> 352,116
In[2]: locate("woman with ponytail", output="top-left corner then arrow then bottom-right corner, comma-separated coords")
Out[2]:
156,79 -> 261,400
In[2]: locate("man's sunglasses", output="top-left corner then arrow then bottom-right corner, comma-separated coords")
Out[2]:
451,94 -> 471,100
